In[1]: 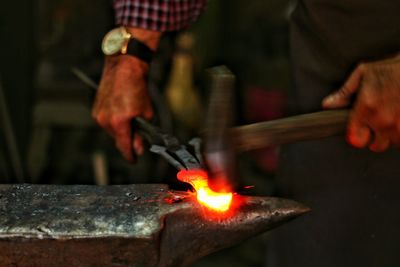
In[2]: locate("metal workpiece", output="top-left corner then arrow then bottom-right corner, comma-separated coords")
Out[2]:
0,184 -> 309,267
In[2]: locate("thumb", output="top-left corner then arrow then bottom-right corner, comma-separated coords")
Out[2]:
322,65 -> 363,109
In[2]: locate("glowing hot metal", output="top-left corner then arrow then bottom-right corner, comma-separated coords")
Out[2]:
177,169 -> 233,212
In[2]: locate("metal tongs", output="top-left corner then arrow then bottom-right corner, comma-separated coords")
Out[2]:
135,117 -> 204,171
71,67 -> 205,172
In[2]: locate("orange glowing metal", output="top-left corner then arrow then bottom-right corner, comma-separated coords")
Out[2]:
177,169 -> 233,212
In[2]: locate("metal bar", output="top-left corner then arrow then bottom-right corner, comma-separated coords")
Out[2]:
0,184 -> 309,267
71,67 -> 98,90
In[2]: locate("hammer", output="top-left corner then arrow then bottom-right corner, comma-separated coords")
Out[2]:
204,66 -> 349,192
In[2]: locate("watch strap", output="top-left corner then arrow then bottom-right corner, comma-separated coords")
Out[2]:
126,38 -> 154,64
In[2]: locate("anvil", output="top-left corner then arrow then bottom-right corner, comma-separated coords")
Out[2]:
0,184 -> 309,267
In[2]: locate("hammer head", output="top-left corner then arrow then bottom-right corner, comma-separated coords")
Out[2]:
204,66 -> 237,192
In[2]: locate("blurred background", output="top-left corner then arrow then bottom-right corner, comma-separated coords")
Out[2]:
0,0 -> 292,266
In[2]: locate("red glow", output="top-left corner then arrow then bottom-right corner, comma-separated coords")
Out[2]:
177,169 -> 233,212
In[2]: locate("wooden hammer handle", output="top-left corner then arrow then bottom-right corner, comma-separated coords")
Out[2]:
231,109 -> 350,151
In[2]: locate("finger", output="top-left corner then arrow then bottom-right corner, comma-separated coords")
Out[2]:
369,132 -> 390,152
133,133 -> 145,156
347,117 -> 371,148
95,116 -> 116,138
322,65 -> 363,108
369,110 -> 395,132
112,119 -> 136,163
93,112 -> 109,130
95,113 -> 123,139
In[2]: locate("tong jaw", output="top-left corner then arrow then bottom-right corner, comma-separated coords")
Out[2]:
149,138 -> 204,171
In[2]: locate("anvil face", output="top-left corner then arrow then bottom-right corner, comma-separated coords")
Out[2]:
0,184 -> 309,267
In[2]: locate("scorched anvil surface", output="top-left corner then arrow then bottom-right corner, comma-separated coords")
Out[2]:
0,184 -> 308,267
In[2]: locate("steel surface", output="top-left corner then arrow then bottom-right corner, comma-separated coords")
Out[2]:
0,184 -> 309,266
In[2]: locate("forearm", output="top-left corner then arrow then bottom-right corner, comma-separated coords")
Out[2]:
95,0 -> 207,162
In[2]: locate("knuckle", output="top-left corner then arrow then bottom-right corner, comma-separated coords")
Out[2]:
339,85 -> 350,96
110,115 -> 124,127
115,144 -> 127,158
358,62 -> 369,71
370,144 -> 388,153
115,139 -> 134,162
115,136 -> 130,151
91,108 -> 99,120
346,120 -> 371,148
361,96 -> 377,109
380,115 -> 395,128
91,112 -> 98,122
357,63 -> 365,72
372,112 -> 395,130
94,114 -> 108,128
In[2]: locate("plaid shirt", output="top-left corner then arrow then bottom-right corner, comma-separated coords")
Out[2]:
113,0 -> 207,32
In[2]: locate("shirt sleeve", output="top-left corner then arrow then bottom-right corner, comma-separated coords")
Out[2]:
113,0 -> 207,32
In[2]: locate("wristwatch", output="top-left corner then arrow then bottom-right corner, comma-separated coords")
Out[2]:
101,27 -> 154,63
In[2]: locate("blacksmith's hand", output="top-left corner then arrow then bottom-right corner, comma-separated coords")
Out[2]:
92,28 -> 160,162
322,54 -> 400,152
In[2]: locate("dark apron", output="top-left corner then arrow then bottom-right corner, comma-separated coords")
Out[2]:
268,1 -> 400,266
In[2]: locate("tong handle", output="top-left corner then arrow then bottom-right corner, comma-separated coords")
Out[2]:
134,117 -> 180,149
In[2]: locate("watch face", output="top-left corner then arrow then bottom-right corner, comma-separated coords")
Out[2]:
102,27 -> 130,55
